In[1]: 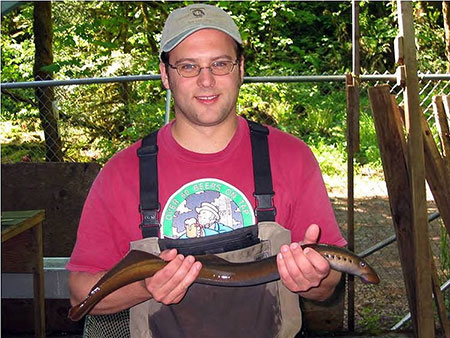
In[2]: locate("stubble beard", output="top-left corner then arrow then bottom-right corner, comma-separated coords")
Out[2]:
169,74 -> 242,128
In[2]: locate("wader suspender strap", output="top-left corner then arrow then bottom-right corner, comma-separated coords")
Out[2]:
247,120 -> 276,222
137,120 -> 276,238
137,130 -> 160,238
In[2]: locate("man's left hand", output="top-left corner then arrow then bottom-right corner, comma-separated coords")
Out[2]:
276,224 -> 331,293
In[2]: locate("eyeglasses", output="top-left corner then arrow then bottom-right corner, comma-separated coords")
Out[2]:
167,60 -> 239,78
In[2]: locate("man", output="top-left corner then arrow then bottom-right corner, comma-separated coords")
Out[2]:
68,4 -> 347,338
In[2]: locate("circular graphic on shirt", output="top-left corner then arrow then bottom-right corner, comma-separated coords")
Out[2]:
161,178 -> 256,239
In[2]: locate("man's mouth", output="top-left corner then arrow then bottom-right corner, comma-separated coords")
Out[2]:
196,95 -> 219,103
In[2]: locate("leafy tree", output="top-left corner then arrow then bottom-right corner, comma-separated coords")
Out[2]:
1,1 -> 447,166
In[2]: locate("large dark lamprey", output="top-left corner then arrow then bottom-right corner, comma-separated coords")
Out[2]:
68,244 -> 379,321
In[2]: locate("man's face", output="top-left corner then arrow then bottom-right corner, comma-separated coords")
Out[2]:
198,210 -> 215,226
160,29 -> 244,127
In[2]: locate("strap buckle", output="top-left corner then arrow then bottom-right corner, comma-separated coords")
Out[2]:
254,193 -> 277,218
139,205 -> 160,228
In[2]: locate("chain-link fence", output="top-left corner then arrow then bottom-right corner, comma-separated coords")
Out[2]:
1,73 -> 449,334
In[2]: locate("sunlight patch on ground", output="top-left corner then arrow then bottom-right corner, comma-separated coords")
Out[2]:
324,174 -> 435,201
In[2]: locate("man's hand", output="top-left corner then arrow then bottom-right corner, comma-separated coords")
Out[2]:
144,249 -> 202,305
277,224 -> 331,294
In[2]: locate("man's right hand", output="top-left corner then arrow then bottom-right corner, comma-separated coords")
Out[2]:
144,249 -> 202,305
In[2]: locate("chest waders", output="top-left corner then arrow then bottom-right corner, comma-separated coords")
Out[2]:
83,121 -> 302,338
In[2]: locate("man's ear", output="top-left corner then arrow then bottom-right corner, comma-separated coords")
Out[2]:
239,56 -> 245,85
160,62 -> 170,89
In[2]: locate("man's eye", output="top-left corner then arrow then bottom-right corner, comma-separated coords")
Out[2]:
212,61 -> 229,69
179,64 -> 197,71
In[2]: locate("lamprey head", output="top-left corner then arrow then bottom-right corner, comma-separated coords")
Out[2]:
358,261 -> 380,284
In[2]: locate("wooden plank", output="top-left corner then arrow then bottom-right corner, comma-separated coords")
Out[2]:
32,222 -> 46,338
2,228 -> 38,272
368,85 -> 418,333
346,74 -> 360,155
424,100 -> 450,336
431,254 -> 450,337
434,95 -> 450,174
421,113 -> 450,234
2,210 -> 45,242
397,1 -> 434,336
444,95 -> 450,174
433,96 -> 450,159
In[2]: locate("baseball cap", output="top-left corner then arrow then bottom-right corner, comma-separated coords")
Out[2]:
160,4 -> 242,57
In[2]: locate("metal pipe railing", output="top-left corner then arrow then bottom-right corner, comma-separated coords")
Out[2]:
2,73 -> 449,89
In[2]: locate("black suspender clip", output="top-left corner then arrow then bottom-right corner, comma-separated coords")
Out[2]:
254,193 -> 277,219
139,205 -> 160,238
139,205 -> 160,226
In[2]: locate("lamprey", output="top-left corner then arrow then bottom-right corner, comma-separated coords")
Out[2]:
68,244 -> 379,321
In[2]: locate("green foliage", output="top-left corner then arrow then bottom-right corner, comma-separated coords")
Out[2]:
310,140 -> 347,177
1,1 -> 448,166
227,1 -> 353,75
0,3 -> 35,82
358,306 -> 382,335
356,105 -> 382,169
439,222 -> 450,315
414,2 -> 447,72
358,1 -> 397,73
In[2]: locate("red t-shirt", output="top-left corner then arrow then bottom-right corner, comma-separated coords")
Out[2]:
67,117 -> 346,273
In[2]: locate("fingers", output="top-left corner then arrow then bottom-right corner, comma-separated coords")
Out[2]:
301,224 -> 320,245
277,243 -> 330,293
145,253 -> 202,305
159,248 -> 178,261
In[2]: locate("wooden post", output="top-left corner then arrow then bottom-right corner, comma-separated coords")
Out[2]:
346,73 -> 356,331
396,1 -> 434,336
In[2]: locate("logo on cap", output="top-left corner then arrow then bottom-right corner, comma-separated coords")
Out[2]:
191,8 -> 205,18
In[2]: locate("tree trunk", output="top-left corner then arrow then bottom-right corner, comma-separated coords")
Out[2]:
415,1 -> 427,24
118,2 -> 131,132
33,1 -> 63,162
444,1 -> 450,72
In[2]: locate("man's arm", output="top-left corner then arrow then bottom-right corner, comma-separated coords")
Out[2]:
68,249 -> 202,315
277,224 -> 343,301
69,271 -> 150,315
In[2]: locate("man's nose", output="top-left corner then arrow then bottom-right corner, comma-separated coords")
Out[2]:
197,67 -> 216,88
